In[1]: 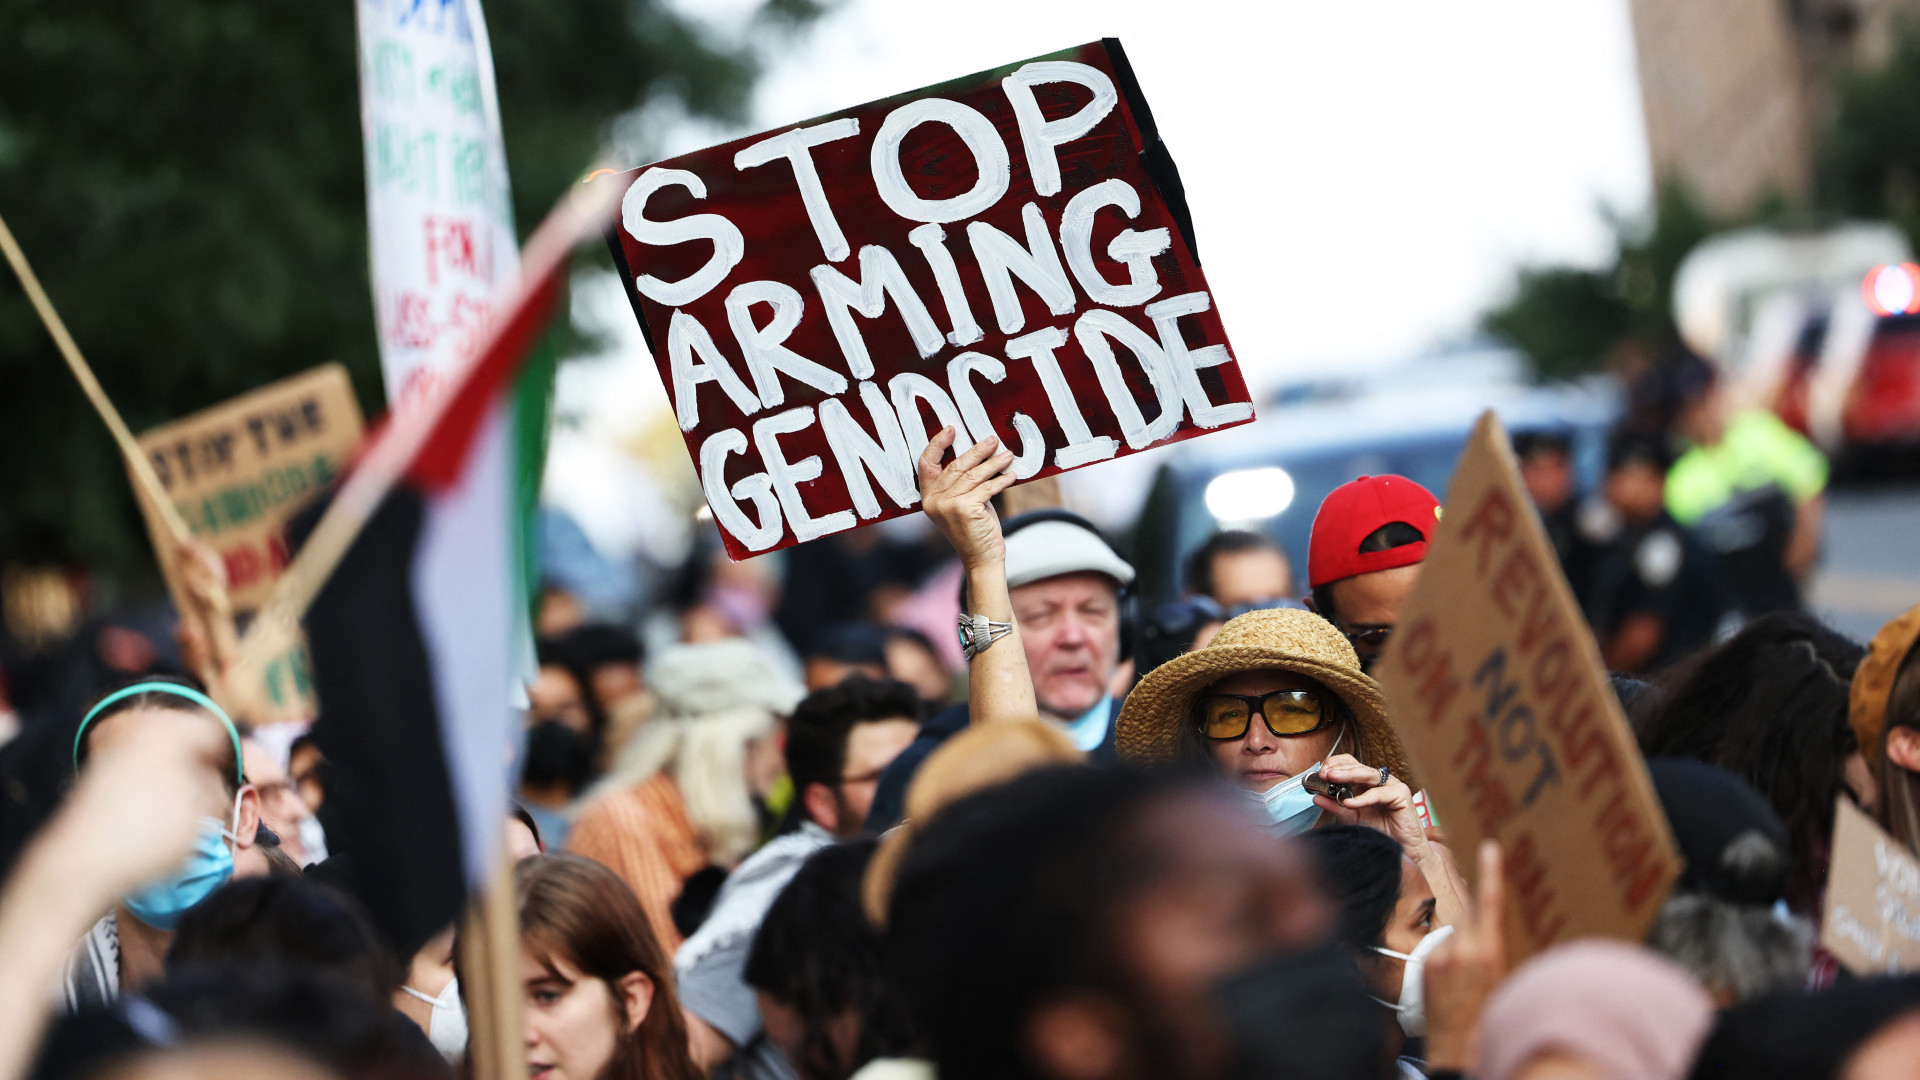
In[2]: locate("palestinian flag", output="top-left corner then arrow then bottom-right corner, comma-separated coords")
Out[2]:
295,183 -> 616,955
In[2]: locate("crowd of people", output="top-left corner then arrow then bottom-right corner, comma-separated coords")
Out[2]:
4,365 -> 1920,1080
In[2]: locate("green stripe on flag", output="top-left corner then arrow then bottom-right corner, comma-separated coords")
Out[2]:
509,298 -> 561,625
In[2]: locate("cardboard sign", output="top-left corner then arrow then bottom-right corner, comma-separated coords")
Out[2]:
132,366 -> 364,728
1373,412 -> 1682,960
1822,798 -> 1920,974
606,38 -> 1256,558
133,365 -> 367,612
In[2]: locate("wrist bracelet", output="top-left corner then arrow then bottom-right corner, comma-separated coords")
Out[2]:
958,612 -> 1014,661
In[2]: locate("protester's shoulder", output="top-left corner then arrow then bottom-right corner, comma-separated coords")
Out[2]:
1729,409 -> 1828,499
1664,445 -> 1728,525
569,775 -> 685,846
723,825 -> 833,892
58,912 -> 120,1014
923,700 -> 970,739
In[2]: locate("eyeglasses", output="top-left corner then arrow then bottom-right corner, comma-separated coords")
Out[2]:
1195,689 -> 1330,740
1343,625 -> 1392,651
835,767 -> 888,788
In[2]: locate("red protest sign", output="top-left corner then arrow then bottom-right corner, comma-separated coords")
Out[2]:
605,38 -> 1256,558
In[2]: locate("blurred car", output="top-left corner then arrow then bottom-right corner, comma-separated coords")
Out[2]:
1126,376 -> 1622,606
1679,241 -> 1920,473
1768,306 -> 1920,473
1843,311 -> 1920,450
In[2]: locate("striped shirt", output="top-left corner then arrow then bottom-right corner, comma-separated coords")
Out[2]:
567,773 -> 708,954
60,912 -> 119,1013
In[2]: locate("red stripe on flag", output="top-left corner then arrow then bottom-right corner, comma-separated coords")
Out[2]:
404,272 -> 561,493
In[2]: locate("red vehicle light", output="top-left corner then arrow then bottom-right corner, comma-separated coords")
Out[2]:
1864,263 -> 1920,317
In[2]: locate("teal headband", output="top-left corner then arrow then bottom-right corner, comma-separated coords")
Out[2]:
74,681 -> 246,786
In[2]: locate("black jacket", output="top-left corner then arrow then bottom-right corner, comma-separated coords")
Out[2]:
863,697 -> 1121,832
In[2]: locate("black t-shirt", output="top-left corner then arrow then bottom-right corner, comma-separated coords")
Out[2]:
1691,483 -> 1800,617
1539,501 -> 1603,622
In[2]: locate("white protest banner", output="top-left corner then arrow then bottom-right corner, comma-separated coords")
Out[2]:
1822,797 -> 1920,974
1373,411 -> 1682,962
357,0 -> 518,408
604,39 -> 1258,559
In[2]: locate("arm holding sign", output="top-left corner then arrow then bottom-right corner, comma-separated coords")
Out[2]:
174,537 -> 239,701
918,428 -> 1035,727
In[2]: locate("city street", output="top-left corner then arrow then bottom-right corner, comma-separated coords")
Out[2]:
1812,486 -> 1920,641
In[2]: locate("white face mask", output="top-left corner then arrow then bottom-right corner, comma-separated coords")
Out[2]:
402,977 -> 468,1060
1371,924 -> 1454,1037
295,813 -> 329,864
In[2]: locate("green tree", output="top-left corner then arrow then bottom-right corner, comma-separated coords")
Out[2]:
1818,30 -> 1920,249
1487,30 -> 1920,382
0,0 -> 813,573
1481,184 -> 1721,380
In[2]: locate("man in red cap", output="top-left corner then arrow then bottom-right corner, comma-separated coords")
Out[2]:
1305,474 -> 1442,672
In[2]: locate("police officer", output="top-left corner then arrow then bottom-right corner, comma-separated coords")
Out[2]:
1579,429 -> 1731,673
1513,428 -> 1603,618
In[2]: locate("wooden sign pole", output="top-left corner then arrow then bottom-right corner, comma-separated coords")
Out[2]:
0,209 -> 239,710
0,212 -> 195,546
460,841 -> 524,1080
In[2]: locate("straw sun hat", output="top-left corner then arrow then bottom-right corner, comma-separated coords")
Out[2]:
863,719 -> 1083,925
1114,607 -> 1417,789
1851,601 -> 1920,767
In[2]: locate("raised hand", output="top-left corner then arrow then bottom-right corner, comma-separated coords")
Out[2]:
918,427 -> 1036,727
0,708 -> 229,1080
61,707 -> 230,894
1422,840 -> 1509,1073
918,427 -> 1018,571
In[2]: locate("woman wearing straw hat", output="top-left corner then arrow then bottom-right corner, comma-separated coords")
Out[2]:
1114,603 -> 1468,923
1113,605 -> 1411,826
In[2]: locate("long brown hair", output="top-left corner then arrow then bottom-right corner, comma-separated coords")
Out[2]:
516,854 -> 700,1080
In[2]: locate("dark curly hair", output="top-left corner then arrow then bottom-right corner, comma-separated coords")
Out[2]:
745,841 -> 918,1080
1638,612 -> 1865,912
785,676 -> 920,795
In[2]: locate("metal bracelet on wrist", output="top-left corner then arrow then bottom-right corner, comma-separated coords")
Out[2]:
957,612 -> 1014,661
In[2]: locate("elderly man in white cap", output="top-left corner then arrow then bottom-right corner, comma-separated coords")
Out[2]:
865,508 -> 1134,830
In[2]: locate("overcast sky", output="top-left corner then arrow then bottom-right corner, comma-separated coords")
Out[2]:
655,0 -> 1652,372
566,1 -> 1652,421
553,0 -> 1654,547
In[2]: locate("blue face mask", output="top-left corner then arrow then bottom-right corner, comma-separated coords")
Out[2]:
1243,762 -> 1326,837
122,811 -> 236,931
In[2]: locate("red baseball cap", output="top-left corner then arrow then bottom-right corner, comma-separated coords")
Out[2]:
1307,475 -> 1443,588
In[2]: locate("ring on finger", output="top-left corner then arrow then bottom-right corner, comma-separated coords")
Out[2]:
1378,766 -> 1390,785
